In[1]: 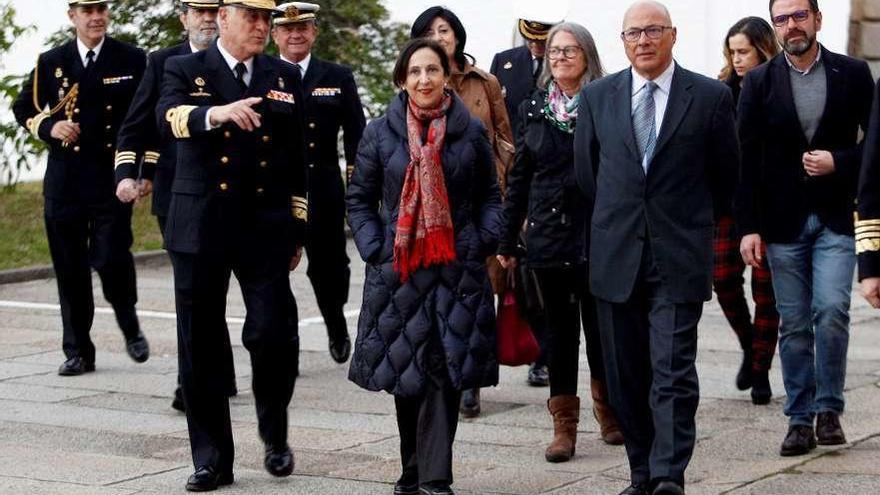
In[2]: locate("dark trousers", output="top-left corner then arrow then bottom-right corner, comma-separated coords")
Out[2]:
597,243 -> 702,486
44,197 -> 139,363
713,215 -> 779,372
532,265 -> 605,397
159,214 -> 237,398
305,167 -> 350,341
169,247 -> 299,472
394,342 -> 461,486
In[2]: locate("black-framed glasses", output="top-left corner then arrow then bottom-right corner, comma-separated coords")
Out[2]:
546,46 -> 583,60
621,25 -> 673,43
771,9 -> 811,27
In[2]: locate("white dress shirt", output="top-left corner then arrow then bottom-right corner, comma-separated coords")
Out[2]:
76,36 -> 105,66
631,61 -> 676,169
281,53 -> 310,80
206,40 -> 255,129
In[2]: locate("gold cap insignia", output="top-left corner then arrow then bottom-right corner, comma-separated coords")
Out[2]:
195,77 -> 206,87
285,6 -> 300,19
55,67 -> 63,78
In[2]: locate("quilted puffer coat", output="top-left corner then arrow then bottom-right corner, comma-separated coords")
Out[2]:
346,91 -> 502,397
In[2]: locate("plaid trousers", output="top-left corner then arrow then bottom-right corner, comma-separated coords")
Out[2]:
713,216 -> 780,372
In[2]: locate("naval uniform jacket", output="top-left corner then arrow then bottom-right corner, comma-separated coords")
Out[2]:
13,36 -> 146,202
156,43 -> 308,256
858,79 -> 880,280
115,42 -> 193,218
300,57 -> 365,180
490,45 -> 537,140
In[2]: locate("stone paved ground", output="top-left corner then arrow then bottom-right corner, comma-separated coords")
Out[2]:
0,245 -> 878,494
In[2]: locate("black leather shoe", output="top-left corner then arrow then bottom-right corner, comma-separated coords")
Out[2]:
58,356 -> 95,376
264,444 -> 294,477
735,349 -> 753,390
419,482 -> 455,495
751,370 -> 772,405
527,364 -> 550,387
185,466 -> 233,492
329,337 -> 351,364
460,388 -> 481,418
780,425 -> 817,456
619,483 -> 650,495
816,412 -> 847,445
653,480 -> 684,495
125,332 -> 150,363
171,386 -> 185,412
394,480 -> 420,495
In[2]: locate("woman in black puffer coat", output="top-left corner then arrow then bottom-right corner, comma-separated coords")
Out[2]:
496,23 -> 623,464
346,39 -> 501,495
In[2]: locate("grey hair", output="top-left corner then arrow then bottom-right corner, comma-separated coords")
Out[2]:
537,22 -> 606,90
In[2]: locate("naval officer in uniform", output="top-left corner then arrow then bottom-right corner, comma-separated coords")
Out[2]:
114,0 -> 237,413
12,0 -> 149,376
859,79 -> 880,310
156,0 -> 308,490
271,2 -> 366,364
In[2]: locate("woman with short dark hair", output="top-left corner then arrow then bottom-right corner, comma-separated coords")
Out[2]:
715,16 -> 780,405
497,22 -> 623,463
410,5 -> 515,419
346,38 -> 502,495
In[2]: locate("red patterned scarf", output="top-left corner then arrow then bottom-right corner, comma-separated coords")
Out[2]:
393,93 -> 456,282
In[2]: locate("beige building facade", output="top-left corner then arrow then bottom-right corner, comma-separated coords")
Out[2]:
852,0 -> 880,77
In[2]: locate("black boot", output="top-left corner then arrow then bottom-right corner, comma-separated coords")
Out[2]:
735,336 -> 753,391
751,369 -> 772,405
460,388 -> 480,418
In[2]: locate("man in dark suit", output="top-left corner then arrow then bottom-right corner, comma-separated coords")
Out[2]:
489,12 -> 558,140
114,0 -> 237,413
859,79 -> 880,310
156,0 -> 308,490
271,2 -> 366,364
12,0 -> 149,376
574,2 -> 738,494
736,0 -> 874,457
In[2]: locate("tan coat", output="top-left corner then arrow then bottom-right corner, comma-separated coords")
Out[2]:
449,63 -> 514,294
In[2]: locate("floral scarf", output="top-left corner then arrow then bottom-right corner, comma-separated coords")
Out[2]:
543,80 -> 580,134
393,92 -> 456,282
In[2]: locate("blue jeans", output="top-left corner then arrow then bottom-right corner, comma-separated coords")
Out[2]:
765,214 -> 855,426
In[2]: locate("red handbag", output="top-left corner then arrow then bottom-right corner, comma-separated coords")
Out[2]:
496,270 -> 540,366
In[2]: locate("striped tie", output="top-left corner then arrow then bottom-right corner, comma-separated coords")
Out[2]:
633,81 -> 658,171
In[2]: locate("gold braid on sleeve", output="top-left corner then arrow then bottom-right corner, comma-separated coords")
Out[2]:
165,105 -> 197,139
855,212 -> 880,254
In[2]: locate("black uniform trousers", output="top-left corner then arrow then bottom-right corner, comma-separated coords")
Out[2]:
596,241 -> 701,487
532,265 -> 605,397
158,214 -> 237,400
45,196 -> 139,363
394,336 -> 461,486
169,244 -> 299,472
304,165 -> 350,341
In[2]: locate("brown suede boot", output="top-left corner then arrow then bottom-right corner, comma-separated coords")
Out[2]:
591,378 -> 625,445
545,395 -> 579,463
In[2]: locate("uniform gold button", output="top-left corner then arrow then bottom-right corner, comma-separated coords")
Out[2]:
308,123 -> 315,129
262,135 -> 270,143
309,142 -> 315,149
256,187 -> 264,194
73,108 -> 80,114
105,105 -> 112,111
73,146 -> 80,152
260,160 -> 268,168
219,182 -> 229,191
220,156 -> 229,164
105,125 -> 111,130
106,143 -> 112,149
224,130 -> 231,138
309,164 -> 314,168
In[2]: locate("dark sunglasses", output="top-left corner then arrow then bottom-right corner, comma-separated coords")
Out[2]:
771,9 -> 811,27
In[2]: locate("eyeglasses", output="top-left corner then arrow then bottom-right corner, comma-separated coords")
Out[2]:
547,46 -> 582,60
621,25 -> 673,43
771,9 -> 811,27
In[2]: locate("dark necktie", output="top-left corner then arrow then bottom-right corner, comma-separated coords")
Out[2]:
234,62 -> 248,94
533,57 -> 543,81
84,49 -> 95,73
